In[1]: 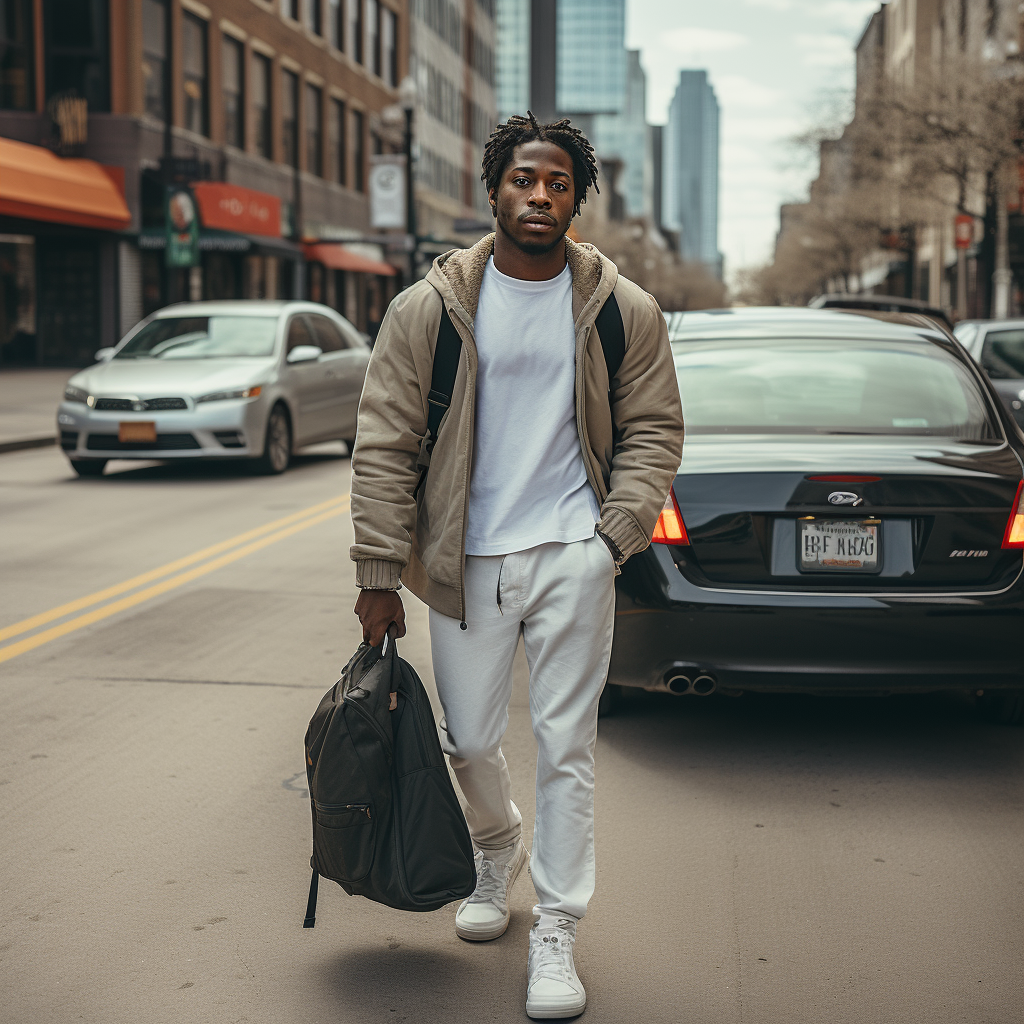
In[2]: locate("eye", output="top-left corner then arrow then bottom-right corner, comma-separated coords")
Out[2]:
512,176 -> 530,186
551,182 -> 568,192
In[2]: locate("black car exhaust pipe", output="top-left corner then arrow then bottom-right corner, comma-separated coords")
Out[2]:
664,672 -> 692,695
691,673 -> 717,696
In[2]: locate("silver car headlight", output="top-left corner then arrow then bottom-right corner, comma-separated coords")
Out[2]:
64,384 -> 90,404
196,385 -> 263,403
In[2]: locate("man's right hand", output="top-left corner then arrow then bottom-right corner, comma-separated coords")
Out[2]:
354,589 -> 407,647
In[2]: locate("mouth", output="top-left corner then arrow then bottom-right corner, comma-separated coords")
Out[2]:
521,215 -> 556,230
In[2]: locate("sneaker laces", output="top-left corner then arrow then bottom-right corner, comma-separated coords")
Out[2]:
529,921 -> 577,986
466,849 -> 511,909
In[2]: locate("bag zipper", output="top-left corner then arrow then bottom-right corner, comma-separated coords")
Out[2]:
344,691 -> 394,753
314,802 -> 371,820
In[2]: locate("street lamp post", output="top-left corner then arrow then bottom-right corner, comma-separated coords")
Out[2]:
399,76 -> 418,285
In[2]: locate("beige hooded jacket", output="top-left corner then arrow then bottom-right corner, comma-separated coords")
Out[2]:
349,233 -> 684,622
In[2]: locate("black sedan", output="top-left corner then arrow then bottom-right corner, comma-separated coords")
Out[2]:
606,308 -> 1024,723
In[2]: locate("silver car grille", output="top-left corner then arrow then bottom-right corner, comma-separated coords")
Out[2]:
93,397 -> 188,411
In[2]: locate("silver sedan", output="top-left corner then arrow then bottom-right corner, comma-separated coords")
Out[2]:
57,300 -> 370,477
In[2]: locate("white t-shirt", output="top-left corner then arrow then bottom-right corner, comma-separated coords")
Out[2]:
464,257 -> 600,556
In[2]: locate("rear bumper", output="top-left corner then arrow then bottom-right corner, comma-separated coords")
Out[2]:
609,545 -> 1024,693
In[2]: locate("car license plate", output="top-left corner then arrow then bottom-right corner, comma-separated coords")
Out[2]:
799,519 -> 880,572
119,421 -> 157,443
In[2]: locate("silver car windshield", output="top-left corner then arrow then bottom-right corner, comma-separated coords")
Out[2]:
116,317 -> 278,359
673,338 -> 997,440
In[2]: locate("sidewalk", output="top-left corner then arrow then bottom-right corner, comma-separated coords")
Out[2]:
0,368 -> 72,453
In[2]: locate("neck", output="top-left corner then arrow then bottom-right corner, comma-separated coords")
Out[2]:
492,226 -> 568,281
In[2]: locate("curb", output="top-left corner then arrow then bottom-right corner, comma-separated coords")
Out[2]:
0,436 -> 56,455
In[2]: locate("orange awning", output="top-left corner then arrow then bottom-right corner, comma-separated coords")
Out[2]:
0,137 -> 131,231
304,242 -> 397,276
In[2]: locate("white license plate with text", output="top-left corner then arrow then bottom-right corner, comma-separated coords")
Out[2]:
799,519 -> 880,573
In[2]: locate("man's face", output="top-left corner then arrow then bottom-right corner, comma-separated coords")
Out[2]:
490,140 -> 575,255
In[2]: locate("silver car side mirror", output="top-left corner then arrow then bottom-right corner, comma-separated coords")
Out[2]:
287,344 -> 323,364
94,347 -> 115,362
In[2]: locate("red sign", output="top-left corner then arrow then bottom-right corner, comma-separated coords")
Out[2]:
954,214 -> 974,249
192,182 -> 281,237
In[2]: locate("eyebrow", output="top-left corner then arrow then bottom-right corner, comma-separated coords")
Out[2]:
511,165 -> 571,178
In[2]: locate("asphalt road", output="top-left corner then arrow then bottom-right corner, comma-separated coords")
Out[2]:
1,445 -> 1022,1024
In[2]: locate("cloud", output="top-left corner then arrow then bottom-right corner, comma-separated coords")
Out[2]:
664,27 -> 749,54
746,0 -> 878,31
714,74 -> 785,110
794,33 -> 856,67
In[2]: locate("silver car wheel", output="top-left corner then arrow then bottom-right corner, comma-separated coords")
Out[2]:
262,406 -> 291,474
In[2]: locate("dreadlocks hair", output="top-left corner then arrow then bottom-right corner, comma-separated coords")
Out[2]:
480,112 -> 600,218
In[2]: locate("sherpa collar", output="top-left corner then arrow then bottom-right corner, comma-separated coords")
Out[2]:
426,232 -> 616,324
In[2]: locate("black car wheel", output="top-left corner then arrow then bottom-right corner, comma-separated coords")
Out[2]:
257,405 -> 291,475
977,690 -> 1024,725
70,459 -> 107,478
597,682 -> 623,719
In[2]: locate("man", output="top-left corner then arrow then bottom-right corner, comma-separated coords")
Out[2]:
350,113 -> 684,1019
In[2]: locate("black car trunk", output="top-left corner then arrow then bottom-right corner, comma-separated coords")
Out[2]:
673,436 -> 1024,591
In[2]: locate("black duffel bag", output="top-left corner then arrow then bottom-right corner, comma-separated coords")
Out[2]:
302,633 -> 476,925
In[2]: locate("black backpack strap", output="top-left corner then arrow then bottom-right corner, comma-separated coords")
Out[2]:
594,290 -> 625,387
414,304 -> 462,498
426,304 -> 463,449
303,869 -> 318,928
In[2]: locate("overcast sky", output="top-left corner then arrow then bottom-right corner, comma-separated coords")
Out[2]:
625,0 -> 880,280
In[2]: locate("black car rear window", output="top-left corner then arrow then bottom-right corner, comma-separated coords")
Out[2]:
673,338 -> 998,440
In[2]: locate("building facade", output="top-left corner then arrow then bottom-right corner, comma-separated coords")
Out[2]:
663,69 -> 721,277
407,0 -> 497,251
0,0 -> 414,367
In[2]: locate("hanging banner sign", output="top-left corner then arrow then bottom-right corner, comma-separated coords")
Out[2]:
369,154 -> 406,230
165,187 -> 199,267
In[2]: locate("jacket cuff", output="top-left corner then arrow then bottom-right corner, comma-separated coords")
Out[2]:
355,558 -> 403,590
598,505 -> 649,562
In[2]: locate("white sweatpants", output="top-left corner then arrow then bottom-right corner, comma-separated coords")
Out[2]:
429,534 -> 616,921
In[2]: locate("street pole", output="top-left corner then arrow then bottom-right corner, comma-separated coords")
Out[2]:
162,0 -> 175,305
993,166 -> 1011,319
404,105 -> 417,286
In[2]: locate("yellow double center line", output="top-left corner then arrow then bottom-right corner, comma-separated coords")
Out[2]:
0,493 -> 351,666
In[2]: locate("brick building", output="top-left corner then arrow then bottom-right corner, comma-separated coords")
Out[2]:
0,0 -> 485,366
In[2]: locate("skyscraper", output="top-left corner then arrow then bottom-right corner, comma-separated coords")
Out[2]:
555,0 -> 626,115
663,70 -> 721,276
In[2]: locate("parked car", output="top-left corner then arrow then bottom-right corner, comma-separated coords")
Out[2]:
57,300 -> 370,477
808,293 -> 955,333
604,308 -> 1024,723
952,318 -> 1024,431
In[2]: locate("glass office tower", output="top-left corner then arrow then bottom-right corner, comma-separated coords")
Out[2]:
555,0 -> 625,114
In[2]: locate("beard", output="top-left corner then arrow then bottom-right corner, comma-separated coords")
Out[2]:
495,210 -> 569,255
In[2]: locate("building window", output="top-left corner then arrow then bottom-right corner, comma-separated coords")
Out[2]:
382,6 -> 397,87
182,12 -> 208,136
283,0 -> 300,20
282,69 -> 299,167
330,97 -> 346,184
366,0 -> 380,76
351,108 -> 365,191
348,0 -> 363,62
328,0 -> 342,49
221,36 -> 244,147
305,0 -> 322,34
253,52 -> 272,158
0,0 -> 35,110
141,0 -> 167,120
305,83 -> 323,176
44,0 -> 110,110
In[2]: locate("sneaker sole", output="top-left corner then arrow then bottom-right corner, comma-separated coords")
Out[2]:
525,995 -> 587,1019
455,842 -> 528,942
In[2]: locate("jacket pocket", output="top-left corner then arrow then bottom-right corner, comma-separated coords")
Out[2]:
313,802 -> 375,883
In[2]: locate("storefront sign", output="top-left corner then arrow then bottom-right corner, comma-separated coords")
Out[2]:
191,182 -> 282,238
165,187 -> 199,267
369,155 -> 406,230
954,214 -> 974,250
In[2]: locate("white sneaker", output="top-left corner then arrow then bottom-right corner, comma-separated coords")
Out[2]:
454,839 -> 529,941
526,917 -> 587,1019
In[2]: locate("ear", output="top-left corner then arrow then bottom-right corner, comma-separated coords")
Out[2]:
488,187 -> 497,216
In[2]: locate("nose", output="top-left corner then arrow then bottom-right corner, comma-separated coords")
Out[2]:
528,185 -> 552,208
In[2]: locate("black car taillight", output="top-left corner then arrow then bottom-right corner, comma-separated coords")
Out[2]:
1003,480 -> 1024,548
